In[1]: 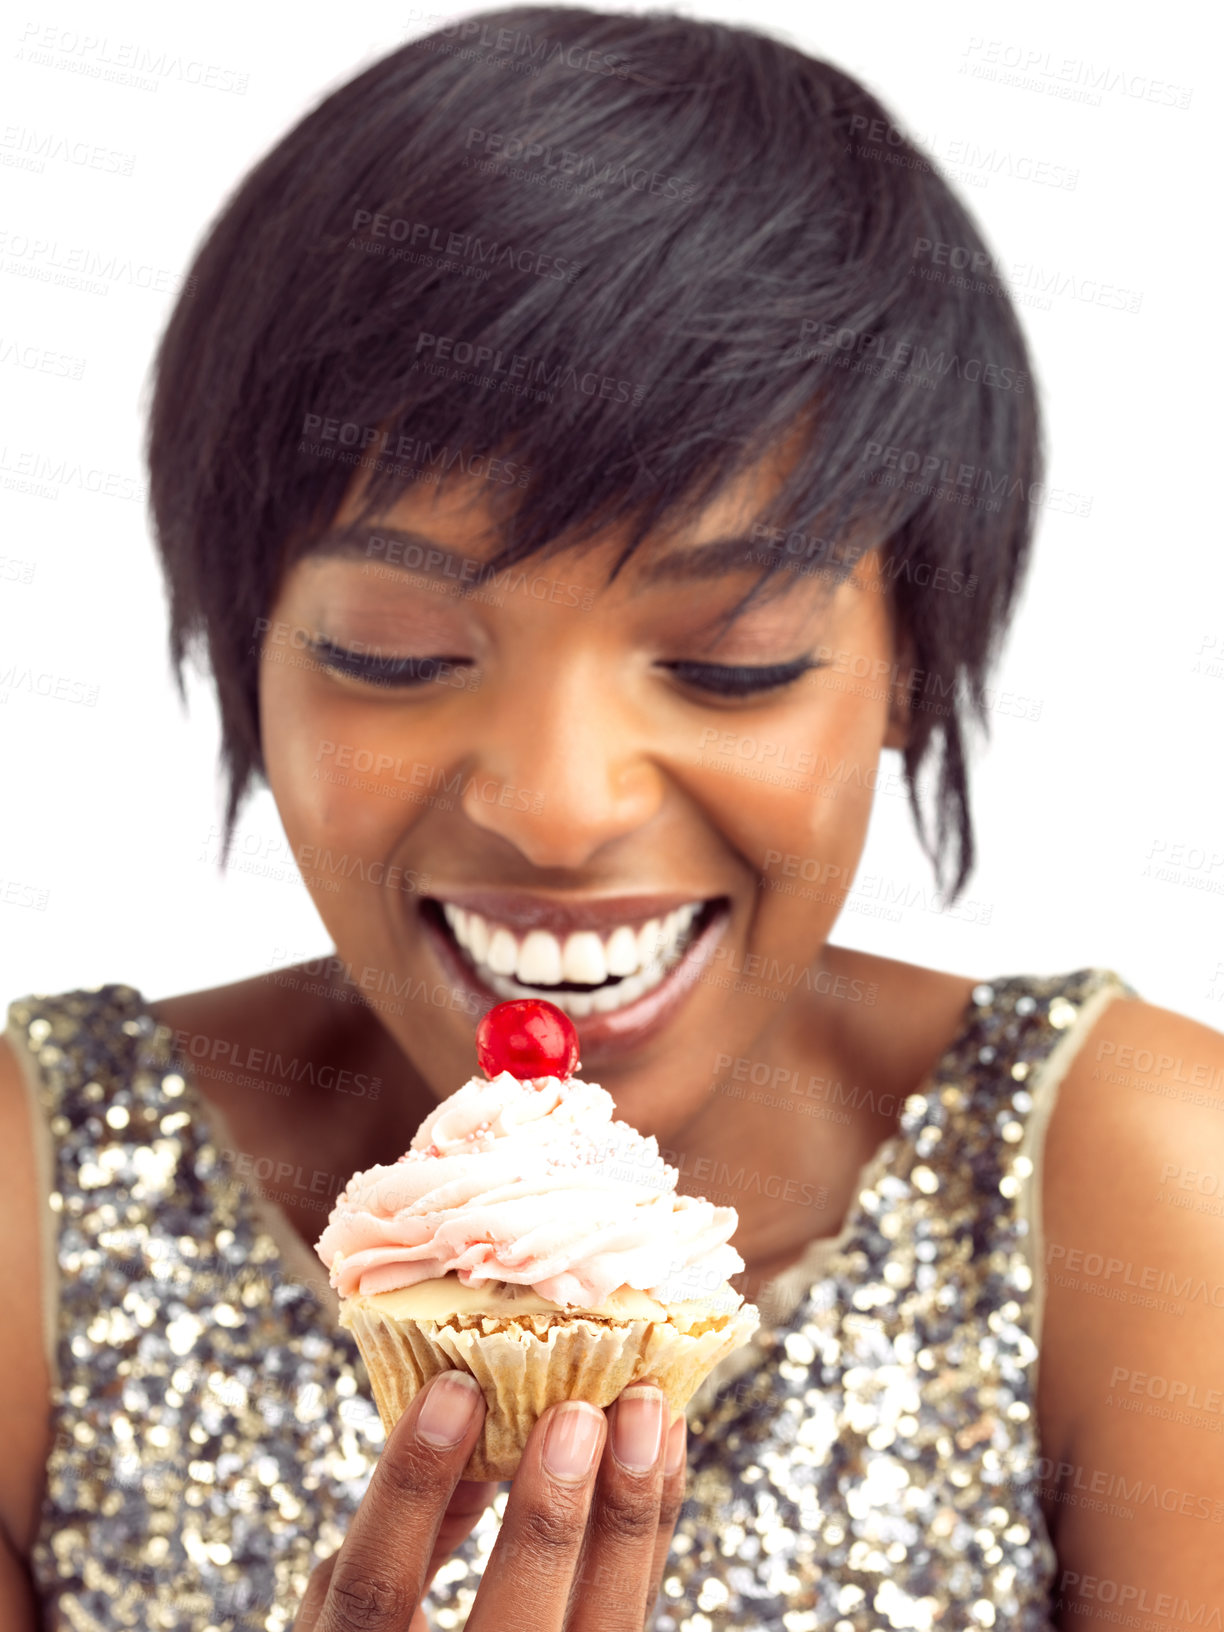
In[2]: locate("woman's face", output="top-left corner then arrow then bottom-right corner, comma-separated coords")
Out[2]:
258,454 -> 907,1141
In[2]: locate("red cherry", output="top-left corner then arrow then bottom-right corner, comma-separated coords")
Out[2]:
476,999 -> 580,1081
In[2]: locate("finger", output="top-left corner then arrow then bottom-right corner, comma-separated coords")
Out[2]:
567,1383 -> 668,1629
467,1399 -> 608,1632
296,1549 -> 339,1629
644,1415 -> 688,1619
422,1479 -> 501,1594
315,1369 -> 486,1632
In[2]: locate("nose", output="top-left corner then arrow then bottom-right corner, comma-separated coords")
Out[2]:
459,653 -> 666,869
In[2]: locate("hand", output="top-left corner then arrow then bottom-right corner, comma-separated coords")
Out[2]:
295,1369 -> 688,1631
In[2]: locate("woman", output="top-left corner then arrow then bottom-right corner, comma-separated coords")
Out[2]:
3,6 -> 1221,1628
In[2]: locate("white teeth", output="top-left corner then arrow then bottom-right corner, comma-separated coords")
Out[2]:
561,931 -> 608,984
467,913 -> 490,964
636,919 -> 663,964
604,925 -> 639,977
486,927 -> 519,976
486,970 -> 523,1001
440,898 -> 710,1014
516,929 -> 564,985
483,949 -> 672,1018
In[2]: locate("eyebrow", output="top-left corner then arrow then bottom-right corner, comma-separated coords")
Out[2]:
307,524 -> 822,588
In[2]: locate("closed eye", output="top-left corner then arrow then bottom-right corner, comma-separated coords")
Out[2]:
308,638 -> 470,687
662,657 -> 822,697
307,640 -> 819,697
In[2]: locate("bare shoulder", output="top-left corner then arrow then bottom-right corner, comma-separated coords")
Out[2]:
150,961 -> 320,1038
149,958 -> 360,1078
147,960 -> 416,1171
0,1030 -> 54,1561
815,944 -> 977,1088
1038,995 -> 1224,1617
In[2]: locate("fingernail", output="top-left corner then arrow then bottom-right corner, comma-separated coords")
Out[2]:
611,1386 -> 665,1474
664,1415 -> 686,1476
543,1401 -> 603,1482
416,1371 -> 483,1448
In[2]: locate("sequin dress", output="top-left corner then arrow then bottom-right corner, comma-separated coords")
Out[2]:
5,968 -> 1131,1631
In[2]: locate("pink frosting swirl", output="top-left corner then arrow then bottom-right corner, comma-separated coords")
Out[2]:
315,1069 -> 744,1307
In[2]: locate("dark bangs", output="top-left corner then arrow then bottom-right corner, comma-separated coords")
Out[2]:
146,4 -> 1040,896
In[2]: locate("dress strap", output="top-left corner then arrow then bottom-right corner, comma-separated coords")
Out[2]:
981,972 -> 1135,1385
5,999 -> 64,1393
5,984 -> 163,1395
887,967 -> 1135,1395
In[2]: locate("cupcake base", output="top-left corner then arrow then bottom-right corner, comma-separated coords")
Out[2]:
342,1297 -> 760,1479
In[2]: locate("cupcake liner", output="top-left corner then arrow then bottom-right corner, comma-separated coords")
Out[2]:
342,1299 -> 760,1480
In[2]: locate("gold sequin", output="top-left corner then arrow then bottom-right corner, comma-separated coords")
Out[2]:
9,971 -> 1131,1629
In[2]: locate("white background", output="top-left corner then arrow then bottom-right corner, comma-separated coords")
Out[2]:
1,0 -> 1220,1028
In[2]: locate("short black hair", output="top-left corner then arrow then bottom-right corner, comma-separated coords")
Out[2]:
146,3 -> 1040,898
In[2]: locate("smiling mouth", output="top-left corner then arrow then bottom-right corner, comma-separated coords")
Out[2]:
421,896 -> 727,1019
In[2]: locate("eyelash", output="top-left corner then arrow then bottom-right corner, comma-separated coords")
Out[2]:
663,658 -> 820,697
309,639 -> 819,698
309,639 -> 464,687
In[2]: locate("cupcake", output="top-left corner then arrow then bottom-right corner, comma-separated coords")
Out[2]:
315,998 -> 760,1478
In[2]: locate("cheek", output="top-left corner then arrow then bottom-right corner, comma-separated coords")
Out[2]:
687,685 -> 890,882
760,772 -> 876,911
737,710 -> 883,952
258,658 -> 418,864
799,684 -> 891,848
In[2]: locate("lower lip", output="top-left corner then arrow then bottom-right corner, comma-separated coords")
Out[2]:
420,901 -> 731,1064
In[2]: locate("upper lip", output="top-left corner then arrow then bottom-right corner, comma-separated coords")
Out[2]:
426,890 -> 722,936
